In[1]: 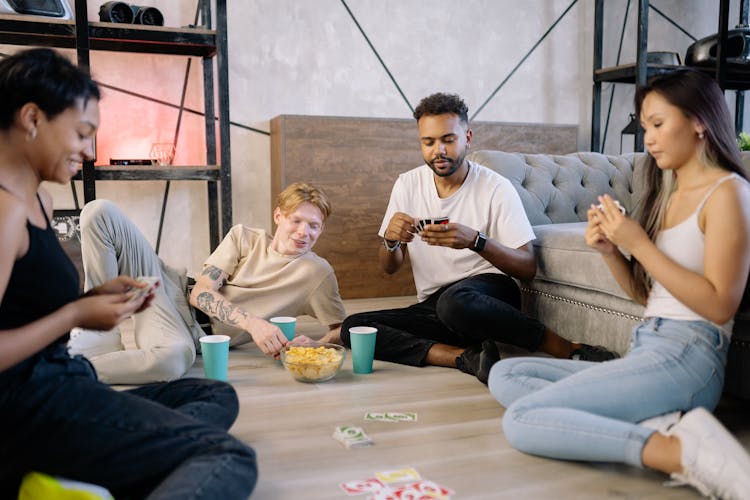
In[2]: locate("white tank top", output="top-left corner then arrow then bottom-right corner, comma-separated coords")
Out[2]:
643,173 -> 741,337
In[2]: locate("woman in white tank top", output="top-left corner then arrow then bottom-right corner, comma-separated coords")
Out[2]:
487,70 -> 750,499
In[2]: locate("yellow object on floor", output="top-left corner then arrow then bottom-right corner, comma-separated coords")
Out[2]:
18,472 -> 113,500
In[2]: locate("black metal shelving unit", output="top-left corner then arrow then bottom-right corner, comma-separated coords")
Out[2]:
0,0 -> 231,250
592,0 -> 750,153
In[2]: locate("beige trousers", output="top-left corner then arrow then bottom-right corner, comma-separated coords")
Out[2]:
67,199 -> 205,384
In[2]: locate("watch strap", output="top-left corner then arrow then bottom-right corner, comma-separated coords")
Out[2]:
471,231 -> 487,252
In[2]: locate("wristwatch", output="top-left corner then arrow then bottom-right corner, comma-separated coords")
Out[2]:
383,239 -> 401,252
470,231 -> 487,252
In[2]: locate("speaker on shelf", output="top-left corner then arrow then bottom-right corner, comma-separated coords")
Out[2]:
98,1 -> 132,23
131,5 -> 162,26
0,0 -> 73,19
99,1 -> 163,26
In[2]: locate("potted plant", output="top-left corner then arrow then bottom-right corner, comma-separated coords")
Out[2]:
738,132 -> 750,151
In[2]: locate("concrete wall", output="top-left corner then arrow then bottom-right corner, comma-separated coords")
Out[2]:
29,0 -> 737,276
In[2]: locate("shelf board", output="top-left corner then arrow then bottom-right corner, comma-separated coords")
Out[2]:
72,165 -> 220,181
0,14 -> 216,56
594,63 -> 683,83
595,62 -> 750,90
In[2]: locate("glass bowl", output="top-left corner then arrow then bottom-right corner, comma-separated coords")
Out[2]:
280,342 -> 346,383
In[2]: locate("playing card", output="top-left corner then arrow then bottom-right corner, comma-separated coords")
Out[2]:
375,467 -> 421,484
433,217 -> 449,225
406,480 -> 454,498
595,200 -> 626,214
385,412 -> 417,422
367,487 -> 399,500
339,478 -> 386,495
333,425 -> 374,448
364,412 -> 417,422
129,276 -> 159,301
364,412 -> 387,421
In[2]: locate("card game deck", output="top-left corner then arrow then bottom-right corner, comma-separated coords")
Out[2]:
415,217 -> 449,233
333,425 -> 374,449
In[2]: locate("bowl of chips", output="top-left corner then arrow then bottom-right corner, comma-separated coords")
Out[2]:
280,342 -> 346,383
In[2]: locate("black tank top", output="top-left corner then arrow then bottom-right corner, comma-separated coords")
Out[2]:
0,190 -> 80,376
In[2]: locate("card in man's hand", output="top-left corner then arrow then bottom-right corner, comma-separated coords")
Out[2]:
415,217 -> 449,233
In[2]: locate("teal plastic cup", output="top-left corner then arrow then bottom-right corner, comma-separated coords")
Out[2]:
270,316 -> 296,341
349,326 -> 377,374
199,335 -> 230,381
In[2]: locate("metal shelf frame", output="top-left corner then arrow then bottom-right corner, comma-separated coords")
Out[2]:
592,0 -> 749,153
0,0 -> 231,250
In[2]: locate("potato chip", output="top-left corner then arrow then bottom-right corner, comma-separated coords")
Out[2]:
282,345 -> 344,382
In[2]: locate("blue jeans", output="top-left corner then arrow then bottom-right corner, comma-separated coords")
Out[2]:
488,318 -> 729,467
341,273 -> 546,366
0,344 -> 257,499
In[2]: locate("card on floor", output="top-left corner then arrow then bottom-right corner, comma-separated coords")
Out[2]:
374,467 -> 421,484
405,480 -> 454,498
365,412 -> 418,422
366,487 -> 399,500
364,412 -> 387,421
339,477 -> 386,496
385,412 -> 417,422
333,425 -> 374,448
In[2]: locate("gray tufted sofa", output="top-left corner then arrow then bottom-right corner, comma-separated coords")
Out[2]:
467,149 -> 750,399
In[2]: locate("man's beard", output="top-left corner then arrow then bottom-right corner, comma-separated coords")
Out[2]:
427,149 -> 468,178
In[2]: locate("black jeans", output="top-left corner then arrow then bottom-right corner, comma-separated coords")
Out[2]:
0,343 -> 257,499
341,273 -> 546,366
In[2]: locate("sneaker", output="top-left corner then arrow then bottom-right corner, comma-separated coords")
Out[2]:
638,411 -> 682,433
667,407 -> 750,500
455,340 -> 500,385
476,339 -> 501,385
569,344 -> 619,362
455,343 -> 482,376
68,327 -> 124,358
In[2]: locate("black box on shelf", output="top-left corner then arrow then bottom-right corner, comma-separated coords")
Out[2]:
109,159 -> 154,166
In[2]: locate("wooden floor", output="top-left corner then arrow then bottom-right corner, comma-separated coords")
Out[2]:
174,296 -> 749,500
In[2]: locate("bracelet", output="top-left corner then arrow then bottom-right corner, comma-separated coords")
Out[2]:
383,239 -> 401,252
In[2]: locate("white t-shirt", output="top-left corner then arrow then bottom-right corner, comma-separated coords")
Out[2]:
379,161 -> 535,301
203,225 -> 346,340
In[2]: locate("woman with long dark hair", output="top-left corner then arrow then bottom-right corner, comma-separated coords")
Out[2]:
488,69 -> 750,499
0,48 -> 256,499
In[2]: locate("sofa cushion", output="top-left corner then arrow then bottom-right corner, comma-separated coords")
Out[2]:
531,222 -> 633,301
467,150 -> 636,225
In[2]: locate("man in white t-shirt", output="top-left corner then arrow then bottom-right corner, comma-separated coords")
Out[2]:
69,182 -> 345,384
339,93 -> 617,384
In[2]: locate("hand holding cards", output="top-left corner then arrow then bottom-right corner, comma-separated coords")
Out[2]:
128,276 -> 159,302
596,199 -> 626,215
415,217 -> 449,233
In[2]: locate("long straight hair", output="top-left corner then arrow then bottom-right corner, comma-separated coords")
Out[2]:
630,69 -> 747,302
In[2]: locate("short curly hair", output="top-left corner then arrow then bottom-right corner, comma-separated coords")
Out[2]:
413,93 -> 469,125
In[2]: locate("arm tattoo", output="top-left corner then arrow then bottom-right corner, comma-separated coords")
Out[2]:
195,291 -> 248,327
201,265 -> 225,284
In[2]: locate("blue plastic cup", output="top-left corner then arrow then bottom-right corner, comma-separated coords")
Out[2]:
349,326 -> 377,374
199,335 -> 230,381
270,316 -> 297,341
